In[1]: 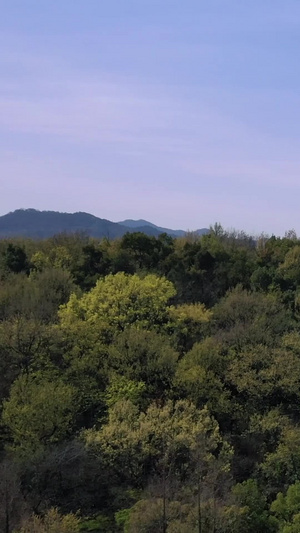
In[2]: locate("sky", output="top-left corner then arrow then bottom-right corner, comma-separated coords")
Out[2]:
1,1 -> 300,235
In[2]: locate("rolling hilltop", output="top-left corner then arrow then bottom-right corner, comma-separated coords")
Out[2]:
0,209 -> 209,239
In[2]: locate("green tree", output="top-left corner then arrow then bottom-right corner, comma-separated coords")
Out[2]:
61,329 -> 109,429
168,303 -> 212,351
120,232 -> 159,270
108,328 -> 179,400
59,272 -> 176,337
212,286 -> 293,349
2,374 -> 77,456
0,318 -> 59,408
232,479 -> 272,532
260,425 -> 300,496
28,268 -> 76,322
175,338 -> 232,422
270,481 -> 300,532
0,268 -> 75,323
84,399 -> 231,494
72,243 -> 110,290
15,508 -> 80,533
1,244 -> 29,275
227,334 -> 300,416
105,375 -> 146,408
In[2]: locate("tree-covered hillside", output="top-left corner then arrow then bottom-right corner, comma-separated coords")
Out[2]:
1,226 -> 300,532
0,209 -> 209,239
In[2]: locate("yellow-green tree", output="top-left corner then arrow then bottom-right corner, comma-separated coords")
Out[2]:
15,508 -> 80,533
85,399 -> 232,532
85,400 -> 231,481
59,272 -> 176,338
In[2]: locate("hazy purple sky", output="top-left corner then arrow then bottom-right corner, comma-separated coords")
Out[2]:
1,1 -> 300,234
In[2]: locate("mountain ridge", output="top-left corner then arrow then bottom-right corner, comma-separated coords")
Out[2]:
118,219 -> 186,237
0,209 -> 209,239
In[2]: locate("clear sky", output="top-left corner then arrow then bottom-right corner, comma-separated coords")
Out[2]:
1,1 -> 300,235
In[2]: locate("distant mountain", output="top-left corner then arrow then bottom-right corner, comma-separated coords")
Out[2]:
0,209 -> 128,239
0,209 -> 209,239
118,219 -> 186,237
119,219 -> 209,237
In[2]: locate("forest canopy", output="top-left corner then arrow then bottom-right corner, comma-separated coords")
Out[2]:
1,227 -> 300,532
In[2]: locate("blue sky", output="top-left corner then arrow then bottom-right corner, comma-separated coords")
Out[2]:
1,1 -> 300,234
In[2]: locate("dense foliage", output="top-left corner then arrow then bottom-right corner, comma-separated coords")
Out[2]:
1,227 -> 300,532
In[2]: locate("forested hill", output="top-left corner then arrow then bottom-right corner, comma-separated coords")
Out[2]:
118,219 -> 208,237
3,227 -> 300,531
0,209 -> 209,239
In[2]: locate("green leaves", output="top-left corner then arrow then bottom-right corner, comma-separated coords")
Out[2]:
59,272 -> 176,335
2,374 -> 77,456
84,399 -> 232,488
15,508 -> 80,533
4,230 -> 300,529
108,327 -> 179,400
270,482 -> 300,532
